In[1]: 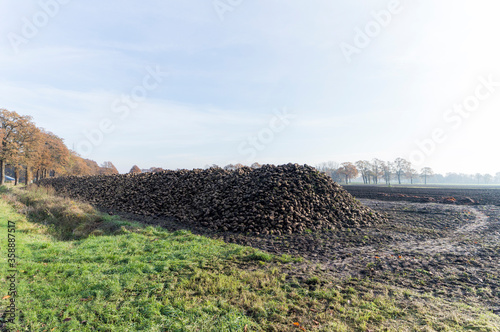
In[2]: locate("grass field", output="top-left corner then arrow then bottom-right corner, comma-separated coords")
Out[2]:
1,185 -> 499,331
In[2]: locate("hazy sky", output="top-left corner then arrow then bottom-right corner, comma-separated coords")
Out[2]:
1,0 -> 499,174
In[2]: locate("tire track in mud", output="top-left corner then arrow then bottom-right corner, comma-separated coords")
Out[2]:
322,202 -> 492,278
384,204 -> 489,256
455,207 -> 489,235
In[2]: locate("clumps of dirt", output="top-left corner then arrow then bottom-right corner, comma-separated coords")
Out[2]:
379,193 -> 477,205
37,164 -> 384,235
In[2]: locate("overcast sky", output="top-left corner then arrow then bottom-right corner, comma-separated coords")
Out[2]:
1,0 -> 499,174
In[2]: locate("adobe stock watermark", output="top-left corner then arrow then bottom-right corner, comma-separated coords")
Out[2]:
339,0 -> 403,64
213,0 -> 244,21
237,108 -> 296,162
409,75 -> 499,166
7,0 -> 72,54
76,66 -> 168,157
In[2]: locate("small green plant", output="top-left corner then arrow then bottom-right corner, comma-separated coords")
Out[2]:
306,276 -> 320,285
277,254 -> 303,263
246,250 -> 272,262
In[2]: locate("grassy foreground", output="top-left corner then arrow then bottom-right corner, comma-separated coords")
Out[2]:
0,185 -> 499,331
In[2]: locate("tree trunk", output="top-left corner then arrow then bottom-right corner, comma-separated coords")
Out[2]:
25,167 -> 29,185
14,168 -> 18,186
0,160 -> 4,185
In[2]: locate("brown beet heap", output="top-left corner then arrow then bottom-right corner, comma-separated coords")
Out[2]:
38,163 -> 384,234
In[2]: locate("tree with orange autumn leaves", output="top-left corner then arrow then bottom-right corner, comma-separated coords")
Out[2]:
337,162 -> 358,184
0,109 -> 118,185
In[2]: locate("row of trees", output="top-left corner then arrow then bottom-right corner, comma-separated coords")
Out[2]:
317,159 -> 500,185
316,159 -> 435,185
0,109 -> 118,185
423,172 -> 500,185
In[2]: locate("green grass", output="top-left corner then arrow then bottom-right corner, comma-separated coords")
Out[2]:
1,185 -> 499,331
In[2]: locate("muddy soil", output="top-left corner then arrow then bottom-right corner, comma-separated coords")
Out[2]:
344,185 -> 500,206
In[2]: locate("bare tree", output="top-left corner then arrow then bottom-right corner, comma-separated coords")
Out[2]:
405,168 -> 419,184
495,172 -> 500,184
316,161 -> 342,182
382,161 -> 394,185
355,160 -> 372,184
316,161 -> 339,172
371,158 -> 384,184
394,157 -> 411,185
223,163 -> 245,170
421,167 -> 434,185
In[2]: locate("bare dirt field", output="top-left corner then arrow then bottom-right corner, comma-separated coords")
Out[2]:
105,187 -> 500,317
344,185 -> 500,206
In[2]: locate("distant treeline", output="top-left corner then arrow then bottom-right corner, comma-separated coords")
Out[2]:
0,109 -> 118,185
315,160 -> 500,185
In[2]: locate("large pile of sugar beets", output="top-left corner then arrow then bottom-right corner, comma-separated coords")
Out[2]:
37,163 -> 384,235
